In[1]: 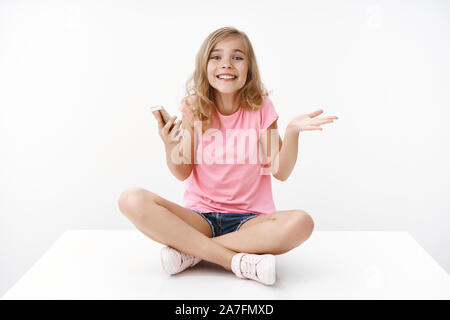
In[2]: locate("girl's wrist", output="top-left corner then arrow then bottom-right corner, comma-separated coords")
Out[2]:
286,125 -> 300,137
164,143 -> 177,153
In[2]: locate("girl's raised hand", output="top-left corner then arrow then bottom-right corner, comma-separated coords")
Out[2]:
287,109 -> 338,133
154,112 -> 183,149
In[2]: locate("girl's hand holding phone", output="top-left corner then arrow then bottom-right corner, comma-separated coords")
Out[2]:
154,112 -> 183,150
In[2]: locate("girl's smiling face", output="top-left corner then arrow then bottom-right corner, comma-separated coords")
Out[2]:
207,36 -> 249,95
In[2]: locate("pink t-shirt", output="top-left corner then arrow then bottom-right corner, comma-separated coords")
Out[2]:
178,96 -> 279,215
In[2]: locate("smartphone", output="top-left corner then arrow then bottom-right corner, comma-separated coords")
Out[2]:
150,105 -> 175,131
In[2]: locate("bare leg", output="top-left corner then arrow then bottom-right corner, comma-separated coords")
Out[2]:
118,187 -> 236,271
211,210 -> 314,255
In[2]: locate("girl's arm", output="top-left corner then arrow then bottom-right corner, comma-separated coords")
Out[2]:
260,120 -> 297,181
261,110 -> 338,181
165,142 -> 193,181
168,110 -> 197,181
273,127 -> 299,181
154,111 -> 194,181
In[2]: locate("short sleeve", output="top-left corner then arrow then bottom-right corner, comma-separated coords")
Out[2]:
260,97 -> 279,130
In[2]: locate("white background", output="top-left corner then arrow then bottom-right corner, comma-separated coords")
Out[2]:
1,0 -> 449,297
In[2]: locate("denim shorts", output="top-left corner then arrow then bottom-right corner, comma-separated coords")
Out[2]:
190,209 -> 260,237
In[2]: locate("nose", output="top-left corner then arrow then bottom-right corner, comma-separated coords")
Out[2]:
220,65 -> 233,72
220,57 -> 233,68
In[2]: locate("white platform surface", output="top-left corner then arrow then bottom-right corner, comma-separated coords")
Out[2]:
2,230 -> 449,300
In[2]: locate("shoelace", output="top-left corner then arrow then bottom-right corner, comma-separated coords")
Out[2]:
240,254 -> 261,280
179,251 -> 197,268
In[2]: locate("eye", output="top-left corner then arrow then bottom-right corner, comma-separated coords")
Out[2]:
210,56 -> 244,60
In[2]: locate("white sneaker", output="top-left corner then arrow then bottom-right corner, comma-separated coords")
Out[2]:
160,246 -> 202,275
231,253 -> 276,285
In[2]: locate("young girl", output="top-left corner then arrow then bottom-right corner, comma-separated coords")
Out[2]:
118,26 -> 338,285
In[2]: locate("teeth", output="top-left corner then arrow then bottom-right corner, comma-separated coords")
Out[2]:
218,75 -> 236,79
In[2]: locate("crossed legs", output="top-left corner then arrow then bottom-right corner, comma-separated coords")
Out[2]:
118,187 -> 314,271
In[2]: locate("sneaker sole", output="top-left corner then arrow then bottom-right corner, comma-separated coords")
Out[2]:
264,254 -> 276,285
160,246 -> 177,275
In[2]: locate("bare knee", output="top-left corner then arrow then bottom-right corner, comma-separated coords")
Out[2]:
282,210 -> 314,250
292,210 -> 314,234
118,187 -> 157,220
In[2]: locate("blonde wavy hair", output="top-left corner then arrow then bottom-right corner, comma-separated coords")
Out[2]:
180,26 -> 271,134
